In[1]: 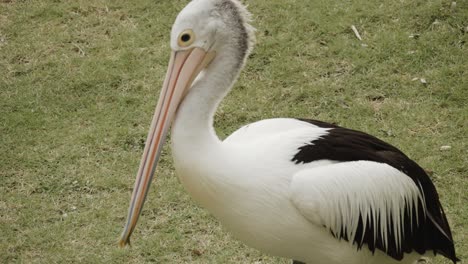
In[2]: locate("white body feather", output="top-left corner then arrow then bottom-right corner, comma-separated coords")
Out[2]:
172,116 -> 424,264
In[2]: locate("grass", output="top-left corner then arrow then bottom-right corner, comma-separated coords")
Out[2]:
0,0 -> 466,263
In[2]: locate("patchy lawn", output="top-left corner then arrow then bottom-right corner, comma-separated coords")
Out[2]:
1,0 -> 466,263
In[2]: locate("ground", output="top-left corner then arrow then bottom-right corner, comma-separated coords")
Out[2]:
0,0 -> 466,263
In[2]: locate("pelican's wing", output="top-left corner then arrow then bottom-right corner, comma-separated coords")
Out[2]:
289,160 -> 455,261
286,118 -> 457,262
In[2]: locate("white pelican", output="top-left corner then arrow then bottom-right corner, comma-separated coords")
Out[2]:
119,0 -> 459,263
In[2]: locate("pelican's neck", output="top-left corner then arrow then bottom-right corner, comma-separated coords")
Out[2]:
171,0 -> 255,152
172,52 -> 243,150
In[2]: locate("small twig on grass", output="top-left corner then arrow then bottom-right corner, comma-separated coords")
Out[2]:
351,25 -> 362,41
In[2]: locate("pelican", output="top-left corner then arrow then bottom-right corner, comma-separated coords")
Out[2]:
119,0 -> 459,263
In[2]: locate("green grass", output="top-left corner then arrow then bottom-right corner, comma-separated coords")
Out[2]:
1,0 -> 466,263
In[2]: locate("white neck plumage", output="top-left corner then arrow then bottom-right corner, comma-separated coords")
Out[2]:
171,50 -> 245,151
169,43 -> 250,211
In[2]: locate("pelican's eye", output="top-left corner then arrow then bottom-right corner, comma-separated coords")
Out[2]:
178,29 -> 195,47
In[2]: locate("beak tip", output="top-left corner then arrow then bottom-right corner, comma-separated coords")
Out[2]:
118,237 -> 130,248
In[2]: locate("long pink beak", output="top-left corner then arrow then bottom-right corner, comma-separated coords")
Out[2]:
119,47 -> 215,247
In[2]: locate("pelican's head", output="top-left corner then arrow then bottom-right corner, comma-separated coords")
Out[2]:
169,0 -> 254,63
119,0 -> 254,247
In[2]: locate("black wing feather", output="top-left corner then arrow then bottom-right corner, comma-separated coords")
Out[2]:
292,118 -> 458,263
